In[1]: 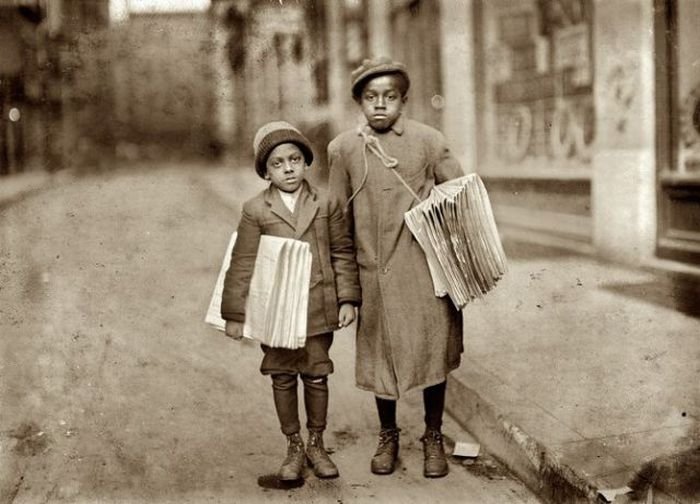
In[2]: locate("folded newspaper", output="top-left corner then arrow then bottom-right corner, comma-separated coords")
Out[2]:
205,233 -> 312,349
404,173 -> 507,310
205,231 -> 238,333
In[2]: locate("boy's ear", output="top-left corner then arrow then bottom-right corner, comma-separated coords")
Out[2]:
401,94 -> 408,104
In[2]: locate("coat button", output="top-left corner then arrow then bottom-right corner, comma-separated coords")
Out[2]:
382,266 -> 389,274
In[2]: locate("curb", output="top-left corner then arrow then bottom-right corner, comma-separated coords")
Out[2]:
0,170 -> 74,210
446,374 -> 600,504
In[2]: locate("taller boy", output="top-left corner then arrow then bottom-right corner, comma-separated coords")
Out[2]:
328,57 -> 464,478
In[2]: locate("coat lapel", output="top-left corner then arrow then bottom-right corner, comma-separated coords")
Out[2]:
293,183 -> 319,240
264,186 -> 296,230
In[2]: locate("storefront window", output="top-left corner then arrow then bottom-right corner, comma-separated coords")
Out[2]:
671,0 -> 700,175
657,0 -> 700,264
478,0 -> 594,174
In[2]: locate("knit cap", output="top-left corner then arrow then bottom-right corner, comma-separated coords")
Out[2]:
350,56 -> 410,99
253,121 -> 314,178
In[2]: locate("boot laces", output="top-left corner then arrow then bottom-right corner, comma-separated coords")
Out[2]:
287,434 -> 304,454
376,428 -> 400,451
421,430 -> 444,458
308,431 -> 324,449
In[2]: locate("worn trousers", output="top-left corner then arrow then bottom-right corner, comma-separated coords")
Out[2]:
272,373 -> 329,436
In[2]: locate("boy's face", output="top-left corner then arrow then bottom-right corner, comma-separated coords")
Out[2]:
264,143 -> 306,193
359,74 -> 407,132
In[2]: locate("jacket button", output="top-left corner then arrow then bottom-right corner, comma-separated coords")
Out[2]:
382,266 -> 389,274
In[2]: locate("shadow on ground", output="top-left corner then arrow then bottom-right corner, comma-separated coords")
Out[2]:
503,238 -> 700,318
602,273 -> 700,318
502,240 -> 581,261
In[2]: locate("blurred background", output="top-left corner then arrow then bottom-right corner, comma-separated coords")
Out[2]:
1,0 -> 699,269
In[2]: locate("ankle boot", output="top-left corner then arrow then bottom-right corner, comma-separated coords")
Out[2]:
370,428 -> 400,475
278,432 -> 305,480
421,429 -> 448,478
306,431 -> 339,478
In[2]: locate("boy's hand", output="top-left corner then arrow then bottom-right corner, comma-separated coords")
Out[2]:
338,303 -> 356,328
225,320 -> 244,340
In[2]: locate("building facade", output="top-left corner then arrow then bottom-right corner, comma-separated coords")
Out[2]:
0,0 -> 65,174
110,11 -> 217,160
1,0 -> 219,174
210,0 -> 356,183
5,0 -> 697,269
319,0 -> 699,269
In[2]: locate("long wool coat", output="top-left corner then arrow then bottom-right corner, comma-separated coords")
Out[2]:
328,115 -> 464,399
221,181 -> 361,337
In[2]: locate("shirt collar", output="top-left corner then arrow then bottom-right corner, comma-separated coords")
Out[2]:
278,185 -> 301,209
278,184 -> 302,199
265,180 -> 314,203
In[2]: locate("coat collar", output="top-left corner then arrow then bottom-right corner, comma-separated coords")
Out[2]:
391,114 -> 405,135
358,113 -> 405,137
263,180 -> 319,239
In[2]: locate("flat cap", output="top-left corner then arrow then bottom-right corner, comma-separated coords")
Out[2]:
350,56 -> 410,98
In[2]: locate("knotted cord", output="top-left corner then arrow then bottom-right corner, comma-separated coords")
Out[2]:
346,128 -> 421,211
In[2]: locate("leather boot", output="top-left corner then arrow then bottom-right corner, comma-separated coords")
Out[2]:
421,429 -> 448,478
306,431 -> 339,478
278,432 -> 305,481
370,428 -> 400,475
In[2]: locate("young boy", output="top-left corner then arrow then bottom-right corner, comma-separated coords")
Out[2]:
327,57 -> 464,478
221,121 -> 361,481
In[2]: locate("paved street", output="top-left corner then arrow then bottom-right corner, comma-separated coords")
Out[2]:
0,164 -> 539,504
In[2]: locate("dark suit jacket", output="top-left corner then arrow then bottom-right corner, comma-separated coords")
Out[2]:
221,180 -> 361,336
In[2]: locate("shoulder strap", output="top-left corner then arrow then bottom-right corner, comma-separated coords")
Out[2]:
388,165 -> 422,204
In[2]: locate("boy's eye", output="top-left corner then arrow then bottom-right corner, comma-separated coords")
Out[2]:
364,94 -> 376,102
387,94 -> 397,101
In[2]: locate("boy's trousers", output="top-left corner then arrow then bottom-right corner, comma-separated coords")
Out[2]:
272,373 -> 329,435
260,333 -> 335,435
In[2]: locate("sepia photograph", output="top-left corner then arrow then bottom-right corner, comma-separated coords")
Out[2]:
1,0 -> 698,503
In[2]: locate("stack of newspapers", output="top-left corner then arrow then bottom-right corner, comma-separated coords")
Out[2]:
404,173 -> 507,310
205,233 -> 312,349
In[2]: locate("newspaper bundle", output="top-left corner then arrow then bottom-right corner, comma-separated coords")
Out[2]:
204,231 -> 238,333
404,173 -> 507,310
205,233 -> 312,349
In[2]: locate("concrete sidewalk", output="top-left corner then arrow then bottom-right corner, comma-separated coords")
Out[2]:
447,241 -> 700,503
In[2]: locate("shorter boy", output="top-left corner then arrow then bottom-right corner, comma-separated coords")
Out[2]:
221,121 -> 361,481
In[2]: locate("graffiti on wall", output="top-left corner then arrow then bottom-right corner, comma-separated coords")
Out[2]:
489,0 -> 595,165
680,82 -> 700,172
604,61 -> 638,137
